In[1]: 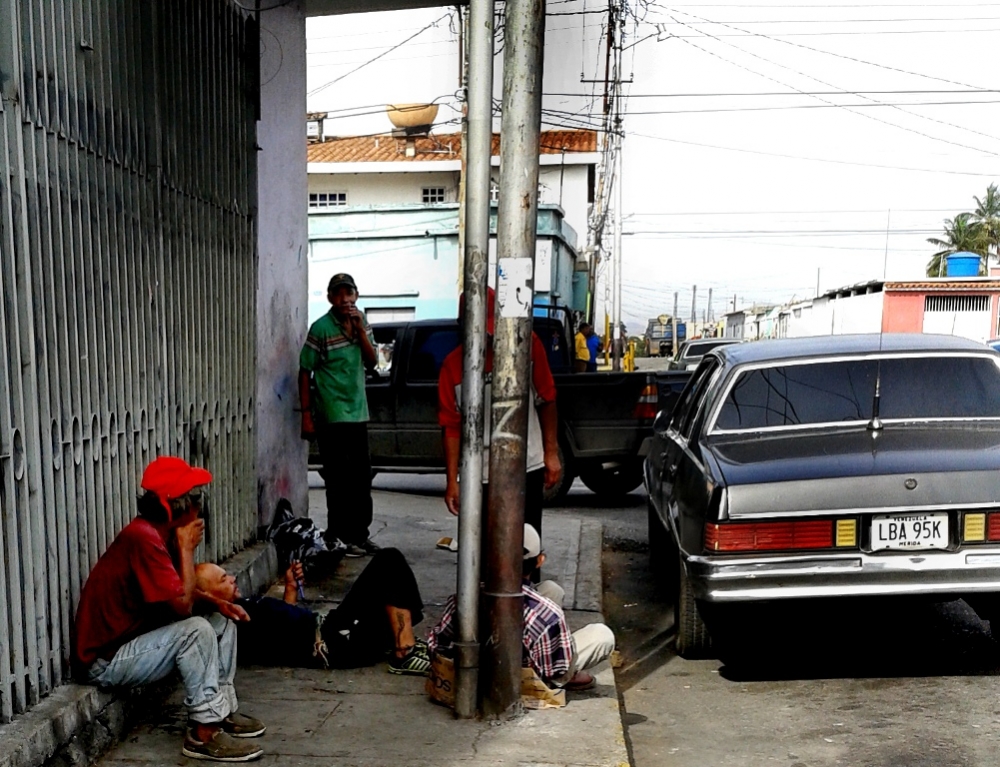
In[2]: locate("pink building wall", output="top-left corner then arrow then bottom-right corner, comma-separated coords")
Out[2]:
882,292 -> 924,333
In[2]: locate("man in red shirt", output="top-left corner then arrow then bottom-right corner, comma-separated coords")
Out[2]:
437,288 -> 561,548
74,456 -> 265,763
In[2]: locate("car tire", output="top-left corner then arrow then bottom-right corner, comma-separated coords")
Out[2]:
675,556 -> 713,659
579,461 -> 643,497
543,442 -> 575,505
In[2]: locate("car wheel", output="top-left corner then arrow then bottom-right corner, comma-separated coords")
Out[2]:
675,556 -> 713,659
543,442 -> 575,505
579,461 -> 643,497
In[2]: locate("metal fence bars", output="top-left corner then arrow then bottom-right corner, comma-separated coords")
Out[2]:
0,0 -> 259,722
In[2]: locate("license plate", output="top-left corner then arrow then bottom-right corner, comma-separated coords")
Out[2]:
871,513 -> 949,552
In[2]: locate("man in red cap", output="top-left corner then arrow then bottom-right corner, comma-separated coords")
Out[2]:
437,287 -> 561,555
73,456 -> 265,762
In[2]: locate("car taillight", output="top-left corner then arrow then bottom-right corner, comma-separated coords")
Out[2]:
963,512 -> 1000,542
633,383 -> 658,419
704,520 -> 835,552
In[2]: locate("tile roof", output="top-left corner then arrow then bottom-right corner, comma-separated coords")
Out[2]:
886,279 -> 1000,291
307,129 -> 597,164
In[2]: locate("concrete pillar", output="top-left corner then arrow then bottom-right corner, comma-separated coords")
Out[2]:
255,2 -> 310,527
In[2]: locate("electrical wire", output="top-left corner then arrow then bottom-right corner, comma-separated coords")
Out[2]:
664,17 -> 1000,155
628,129 -> 1000,176
544,89 -> 1000,97
308,12 -> 452,97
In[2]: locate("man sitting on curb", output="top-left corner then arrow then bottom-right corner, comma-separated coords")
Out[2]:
195,547 -> 430,675
73,456 -> 265,763
426,524 -> 616,691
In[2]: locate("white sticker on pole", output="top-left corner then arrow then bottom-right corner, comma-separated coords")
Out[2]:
496,258 -> 533,319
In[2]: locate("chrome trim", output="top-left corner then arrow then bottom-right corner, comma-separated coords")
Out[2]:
705,351 -> 1000,436
685,547 -> 1000,602
726,500 -> 1000,521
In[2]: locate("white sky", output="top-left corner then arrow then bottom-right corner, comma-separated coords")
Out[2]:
305,1 -> 1000,334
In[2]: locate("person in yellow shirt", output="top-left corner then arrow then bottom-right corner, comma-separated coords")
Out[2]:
574,322 -> 592,373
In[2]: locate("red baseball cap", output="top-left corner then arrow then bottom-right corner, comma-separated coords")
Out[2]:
459,286 -> 496,335
141,456 -> 212,517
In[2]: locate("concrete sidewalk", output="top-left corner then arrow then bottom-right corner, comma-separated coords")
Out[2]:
92,481 -> 629,767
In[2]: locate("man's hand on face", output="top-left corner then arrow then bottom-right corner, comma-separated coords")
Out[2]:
175,517 -> 205,553
543,450 -> 562,490
444,479 -> 460,516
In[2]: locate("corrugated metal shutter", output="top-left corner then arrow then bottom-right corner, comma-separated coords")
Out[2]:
0,0 -> 258,721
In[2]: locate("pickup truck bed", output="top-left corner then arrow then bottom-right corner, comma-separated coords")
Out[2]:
361,316 -> 662,500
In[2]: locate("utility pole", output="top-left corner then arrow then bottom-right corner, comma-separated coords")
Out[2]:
611,133 -> 623,371
707,287 -> 713,326
671,291 -> 679,358
454,0 -> 494,720
690,285 -> 697,328
483,0 -> 545,719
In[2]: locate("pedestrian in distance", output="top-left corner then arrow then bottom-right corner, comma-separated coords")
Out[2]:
437,287 -> 562,569
574,322 -> 592,373
427,524 -> 615,691
585,324 -> 601,373
195,548 -> 430,676
299,272 -> 381,559
73,456 -> 266,763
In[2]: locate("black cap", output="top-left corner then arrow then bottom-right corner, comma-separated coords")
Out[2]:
327,273 -> 358,292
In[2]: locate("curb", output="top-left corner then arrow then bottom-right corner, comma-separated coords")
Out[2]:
0,542 -> 278,767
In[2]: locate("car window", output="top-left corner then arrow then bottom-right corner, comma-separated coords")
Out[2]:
680,340 -> 730,360
679,359 -> 721,438
406,329 -> 460,383
669,357 -> 719,433
715,354 -> 1000,431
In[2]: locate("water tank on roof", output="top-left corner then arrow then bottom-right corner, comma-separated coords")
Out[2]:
946,252 -> 981,277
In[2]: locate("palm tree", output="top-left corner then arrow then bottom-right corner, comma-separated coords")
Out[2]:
926,212 -> 988,277
971,183 -> 1000,271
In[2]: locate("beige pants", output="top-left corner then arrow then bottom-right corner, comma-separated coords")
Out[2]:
536,580 -> 616,685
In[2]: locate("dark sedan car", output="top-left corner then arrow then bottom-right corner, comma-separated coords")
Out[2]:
646,333 -> 1000,658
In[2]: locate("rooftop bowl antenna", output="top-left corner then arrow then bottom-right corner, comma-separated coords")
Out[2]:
868,209 -> 891,434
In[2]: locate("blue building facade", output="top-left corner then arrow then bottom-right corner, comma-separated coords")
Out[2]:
307,203 -> 587,325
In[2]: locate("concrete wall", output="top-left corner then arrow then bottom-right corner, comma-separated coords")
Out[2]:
309,170 -> 461,206
538,164 -> 590,245
810,292 -> 884,336
256,2 -> 310,526
882,293 -> 924,333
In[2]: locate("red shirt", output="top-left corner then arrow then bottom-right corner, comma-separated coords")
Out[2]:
73,517 -> 185,669
438,332 -> 557,439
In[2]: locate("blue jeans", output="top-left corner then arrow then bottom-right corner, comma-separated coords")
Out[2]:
88,614 -> 238,724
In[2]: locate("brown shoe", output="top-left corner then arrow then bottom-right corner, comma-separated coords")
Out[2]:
182,729 -> 264,762
222,712 -> 266,738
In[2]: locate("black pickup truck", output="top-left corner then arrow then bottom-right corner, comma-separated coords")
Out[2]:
356,311 -> 666,501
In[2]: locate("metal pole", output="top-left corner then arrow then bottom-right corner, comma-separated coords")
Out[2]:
672,291 -> 679,358
611,134 -> 624,371
454,0 -> 494,721
483,0 -> 545,719
690,285 -> 697,328
707,287 -> 713,329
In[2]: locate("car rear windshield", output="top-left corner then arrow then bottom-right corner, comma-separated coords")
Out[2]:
715,354 -> 1000,430
681,340 -> 731,359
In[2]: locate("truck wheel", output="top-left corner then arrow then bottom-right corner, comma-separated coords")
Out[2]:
579,462 -> 643,497
675,556 -> 713,659
543,443 -> 575,505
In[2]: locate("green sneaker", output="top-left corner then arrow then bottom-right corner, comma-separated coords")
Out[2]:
182,729 -> 263,762
388,647 -> 431,676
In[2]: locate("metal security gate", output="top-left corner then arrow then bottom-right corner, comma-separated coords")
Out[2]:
0,0 -> 259,721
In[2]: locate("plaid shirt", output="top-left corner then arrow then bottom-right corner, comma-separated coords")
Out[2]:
426,583 -> 573,681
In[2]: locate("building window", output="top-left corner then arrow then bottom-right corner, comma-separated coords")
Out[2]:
422,187 -> 446,204
309,192 -> 347,208
925,295 -> 989,312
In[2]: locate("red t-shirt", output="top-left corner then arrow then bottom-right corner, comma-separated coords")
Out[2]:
73,517 -> 185,669
438,332 -> 558,438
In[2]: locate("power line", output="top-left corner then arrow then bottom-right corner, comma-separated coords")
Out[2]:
663,16 -> 1000,154
629,128 -> 1000,175
546,89 -> 1000,98
622,99 -> 1000,115
307,13 -> 452,97
649,15 -> 1000,24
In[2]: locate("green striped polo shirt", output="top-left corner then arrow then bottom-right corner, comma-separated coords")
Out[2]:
300,310 -> 373,424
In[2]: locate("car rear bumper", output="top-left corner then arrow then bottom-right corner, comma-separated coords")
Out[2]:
686,548 -> 1000,602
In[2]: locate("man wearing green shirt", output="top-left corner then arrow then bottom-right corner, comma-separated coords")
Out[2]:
299,273 -> 379,557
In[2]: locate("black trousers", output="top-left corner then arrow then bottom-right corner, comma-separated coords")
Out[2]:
320,547 -> 425,668
480,469 -> 544,582
317,421 -> 373,546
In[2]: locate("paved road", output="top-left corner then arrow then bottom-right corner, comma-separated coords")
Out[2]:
600,509 -> 1000,767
